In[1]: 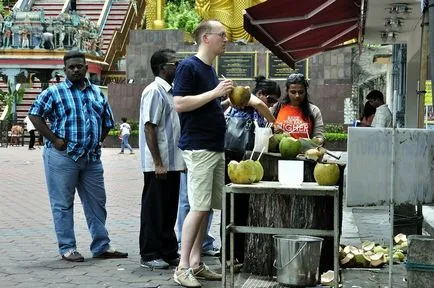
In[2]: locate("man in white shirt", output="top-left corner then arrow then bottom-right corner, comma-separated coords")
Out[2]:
367,90 -> 392,128
24,115 -> 36,149
138,49 -> 185,270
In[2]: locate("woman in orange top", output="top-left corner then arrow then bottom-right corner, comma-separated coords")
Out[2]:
272,73 -> 325,143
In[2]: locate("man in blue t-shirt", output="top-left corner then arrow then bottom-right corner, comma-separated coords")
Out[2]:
172,19 -> 233,287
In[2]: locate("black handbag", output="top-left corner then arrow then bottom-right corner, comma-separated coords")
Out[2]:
224,113 -> 255,153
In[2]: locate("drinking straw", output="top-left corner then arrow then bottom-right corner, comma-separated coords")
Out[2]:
257,146 -> 266,162
250,144 -> 256,160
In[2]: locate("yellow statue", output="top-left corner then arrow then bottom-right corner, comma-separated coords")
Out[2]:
195,0 -> 265,42
145,0 -> 166,29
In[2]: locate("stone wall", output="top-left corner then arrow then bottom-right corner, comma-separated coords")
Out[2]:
112,29 -> 353,124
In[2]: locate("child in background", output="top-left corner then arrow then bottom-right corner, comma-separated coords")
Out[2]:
119,117 -> 134,154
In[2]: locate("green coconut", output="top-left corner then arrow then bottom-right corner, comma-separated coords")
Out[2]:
279,137 -> 301,159
227,160 -> 257,184
313,163 -> 340,186
229,86 -> 251,107
254,160 -> 264,182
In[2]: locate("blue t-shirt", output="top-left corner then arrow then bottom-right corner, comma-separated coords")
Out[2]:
173,56 -> 226,152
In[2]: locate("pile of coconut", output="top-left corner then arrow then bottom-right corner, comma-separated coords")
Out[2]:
319,234 -> 408,286
339,233 -> 407,268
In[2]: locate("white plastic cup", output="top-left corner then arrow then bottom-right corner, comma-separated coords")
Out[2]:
278,160 -> 304,185
254,127 -> 272,152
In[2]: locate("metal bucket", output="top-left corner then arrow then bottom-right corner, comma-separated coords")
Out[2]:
273,235 -> 323,287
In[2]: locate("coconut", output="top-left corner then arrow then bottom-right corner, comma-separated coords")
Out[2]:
279,137 -> 301,159
362,240 -> 375,252
229,86 -> 251,107
394,233 -> 407,244
304,148 -> 324,161
254,160 -> 264,182
320,270 -> 335,286
244,160 -> 264,183
373,245 -> 388,254
313,163 -> 340,186
227,160 -> 257,184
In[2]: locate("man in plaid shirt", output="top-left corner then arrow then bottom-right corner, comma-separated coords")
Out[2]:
28,50 -> 128,262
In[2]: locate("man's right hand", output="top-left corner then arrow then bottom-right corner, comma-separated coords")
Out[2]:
155,164 -> 167,180
53,138 -> 67,151
213,79 -> 234,99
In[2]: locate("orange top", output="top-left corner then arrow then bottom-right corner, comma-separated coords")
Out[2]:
275,104 -> 312,139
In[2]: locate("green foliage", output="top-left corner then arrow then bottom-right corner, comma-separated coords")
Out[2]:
164,0 -> 202,33
324,123 -> 346,134
0,82 -> 25,121
324,132 -> 347,142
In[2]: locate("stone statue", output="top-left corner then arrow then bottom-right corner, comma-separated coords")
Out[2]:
71,11 -> 80,27
195,0 -> 265,42
21,29 -> 30,48
36,32 -> 55,49
72,30 -> 82,50
2,16 -> 13,48
57,25 -> 65,49
38,8 -> 46,24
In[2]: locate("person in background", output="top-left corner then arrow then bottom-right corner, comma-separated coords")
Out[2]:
24,115 -> 36,150
176,172 -> 221,259
138,49 -> 185,270
119,117 -> 134,154
272,73 -> 324,143
172,19 -> 234,287
366,90 -> 392,128
223,75 -> 279,269
10,123 -> 24,146
28,50 -> 128,262
359,101 -> 376,127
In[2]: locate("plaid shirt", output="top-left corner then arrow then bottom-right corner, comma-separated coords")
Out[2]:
29,78 -> 115,161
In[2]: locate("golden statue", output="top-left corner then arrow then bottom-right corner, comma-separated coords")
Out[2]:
145,0 -> 166,29
195,0 -> 265,42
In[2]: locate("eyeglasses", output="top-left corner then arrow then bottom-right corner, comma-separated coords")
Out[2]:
266,95 -> 278,104
165,60 -> 180,67
206,32 -> 227,39
287,73 -> 305,83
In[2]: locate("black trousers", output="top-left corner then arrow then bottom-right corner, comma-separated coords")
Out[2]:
28,130 -> 35,149
139,171 -> 180,261
223,150 -> 250,263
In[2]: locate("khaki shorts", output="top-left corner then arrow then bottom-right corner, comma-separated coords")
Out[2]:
182,150 -> 225,211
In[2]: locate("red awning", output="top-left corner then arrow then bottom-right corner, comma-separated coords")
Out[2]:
243,0 -> 361,68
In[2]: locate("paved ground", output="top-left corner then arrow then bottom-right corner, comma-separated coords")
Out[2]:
0,147 -> 433,288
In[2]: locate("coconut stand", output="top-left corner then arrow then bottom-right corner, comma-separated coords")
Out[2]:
241,151 -> 345,276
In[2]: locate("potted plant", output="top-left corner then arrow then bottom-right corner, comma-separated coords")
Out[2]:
323,124 -> 348,151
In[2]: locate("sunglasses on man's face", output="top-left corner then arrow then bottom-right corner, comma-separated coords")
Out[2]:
165,60 -> 180,67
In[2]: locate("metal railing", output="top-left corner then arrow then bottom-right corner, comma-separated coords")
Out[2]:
104,0 -> 145,70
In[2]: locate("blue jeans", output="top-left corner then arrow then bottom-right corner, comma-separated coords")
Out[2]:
43,147 -> 111,256
120,134 -> 133,152
176,172 -> 215,251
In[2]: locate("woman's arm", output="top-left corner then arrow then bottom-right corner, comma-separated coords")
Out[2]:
247,95 -> 275,123
310,104 -> 325,141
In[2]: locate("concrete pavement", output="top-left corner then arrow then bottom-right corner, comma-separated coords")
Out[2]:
1,147 -> 434,288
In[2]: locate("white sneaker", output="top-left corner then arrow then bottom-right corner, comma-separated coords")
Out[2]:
174,267 -> 201,287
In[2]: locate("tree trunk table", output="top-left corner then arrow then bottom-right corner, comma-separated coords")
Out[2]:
243,151 -> 345,276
